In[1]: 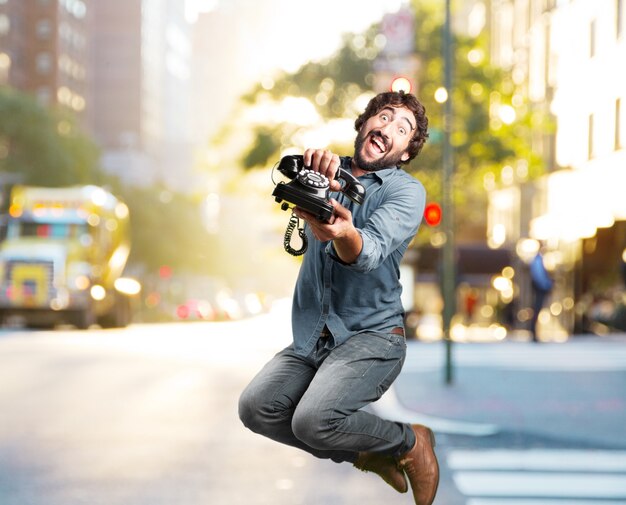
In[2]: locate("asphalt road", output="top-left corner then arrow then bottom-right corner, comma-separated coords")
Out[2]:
0,302 -> 625,505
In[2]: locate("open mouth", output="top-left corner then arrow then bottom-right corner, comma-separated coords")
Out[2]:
369,132 -> 388,154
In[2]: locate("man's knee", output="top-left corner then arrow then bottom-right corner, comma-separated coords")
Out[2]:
238,385 -> 268,432
239,387 -> 273,433
292,404 -> 337,450
238,382 -> 294,434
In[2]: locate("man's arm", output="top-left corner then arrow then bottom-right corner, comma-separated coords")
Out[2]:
295,148 -> 363,263
294,199 -> 363,264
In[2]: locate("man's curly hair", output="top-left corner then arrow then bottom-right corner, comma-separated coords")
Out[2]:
354,91 -> 429,164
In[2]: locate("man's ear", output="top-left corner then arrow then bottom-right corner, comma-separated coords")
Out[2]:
401,151 -> 410,162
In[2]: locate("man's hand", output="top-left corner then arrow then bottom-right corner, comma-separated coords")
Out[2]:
303,148 -> 343,192
294,199 -> 363,264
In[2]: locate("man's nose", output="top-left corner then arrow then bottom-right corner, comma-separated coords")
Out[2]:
379,123 -> 392,137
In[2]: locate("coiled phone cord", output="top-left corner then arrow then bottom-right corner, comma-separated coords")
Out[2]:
284,212 -> 307,256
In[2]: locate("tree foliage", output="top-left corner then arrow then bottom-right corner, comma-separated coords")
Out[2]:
0,86 -> 215,276
225,1 -> 552,242
0,86 -> 100,187
241,126 -> 283,169
101,179 -> 218,275
413,3 -> 550,236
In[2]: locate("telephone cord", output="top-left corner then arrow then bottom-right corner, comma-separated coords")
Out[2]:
283,213 -> 307,256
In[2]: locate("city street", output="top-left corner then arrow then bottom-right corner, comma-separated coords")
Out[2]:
1,301 -> 625,505
2,1 -> 625,505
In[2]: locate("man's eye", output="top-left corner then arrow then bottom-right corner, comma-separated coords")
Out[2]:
399,127 -> 407,136
380,114 -> 389,121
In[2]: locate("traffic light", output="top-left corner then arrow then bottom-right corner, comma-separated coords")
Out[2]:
159,265 -> 172,279
390,76 -> 412,94
423,202 -> 442,226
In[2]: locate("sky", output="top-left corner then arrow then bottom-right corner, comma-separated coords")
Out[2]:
187,0 -> 410,140
181,0 -> 414,282
188,0 -> 408,75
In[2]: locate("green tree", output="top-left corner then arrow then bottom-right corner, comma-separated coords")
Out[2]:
105,181 -> 218,275
220,1 -> 551,243
0,87 -> 216,277
0,86 -> 100,187
236,26 -> 382,168
411,1 -> 550,240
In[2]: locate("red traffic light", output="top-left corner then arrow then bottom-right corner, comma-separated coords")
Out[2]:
424,202 -> 442,226
159,265 -> 172,279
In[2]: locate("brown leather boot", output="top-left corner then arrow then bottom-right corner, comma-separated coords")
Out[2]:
396,425 -> 439,505
354,451 -> 408,493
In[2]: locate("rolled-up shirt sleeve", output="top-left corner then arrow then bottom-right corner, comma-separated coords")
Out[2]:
326,176 -> 426,273
294,164 -> 426,356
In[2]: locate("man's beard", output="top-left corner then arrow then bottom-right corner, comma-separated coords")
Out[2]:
353,130 -> 405,172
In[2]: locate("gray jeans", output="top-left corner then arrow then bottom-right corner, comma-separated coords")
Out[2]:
238,331 -> 415,463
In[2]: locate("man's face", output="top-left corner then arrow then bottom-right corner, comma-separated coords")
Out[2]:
353,105 -> 415,171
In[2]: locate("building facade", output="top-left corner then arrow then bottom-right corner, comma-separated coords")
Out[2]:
488,0 -> 626,336
92,0 -> 193,190
0,0 -> 195,191
0,0 -> 91,123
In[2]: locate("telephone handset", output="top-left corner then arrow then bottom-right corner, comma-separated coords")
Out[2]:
272,155 -> 366,222
272,154 -> 366,256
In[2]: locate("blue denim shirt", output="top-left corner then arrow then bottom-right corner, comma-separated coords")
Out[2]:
291,157 -> 426,356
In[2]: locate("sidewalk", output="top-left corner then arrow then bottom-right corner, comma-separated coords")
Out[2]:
387,336 -> 626,449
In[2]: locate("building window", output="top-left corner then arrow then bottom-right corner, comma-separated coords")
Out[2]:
35,52 -> 52,74
36,19 -> 52,40
0,52 -> 10,84
590,20 -> 596,58
544,23 -> 551,93
617,98 -> 623,150
544,0 -> 557,12
588,113 -> 595,159
0,14 -> 10,36
60,0 -> 87,19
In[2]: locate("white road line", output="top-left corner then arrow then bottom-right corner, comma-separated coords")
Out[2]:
453,471 -> 626,499
448,449 -> 626,472
467,500 -> 623,505
369,386 -> 499,436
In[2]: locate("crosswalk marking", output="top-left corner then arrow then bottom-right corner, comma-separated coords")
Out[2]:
467,500 -> 622,505
454,472 -> 626,499
448,449 -> 626,472
447,449 -> 626,503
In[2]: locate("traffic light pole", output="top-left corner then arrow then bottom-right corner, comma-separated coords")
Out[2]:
442,0 -> 456,385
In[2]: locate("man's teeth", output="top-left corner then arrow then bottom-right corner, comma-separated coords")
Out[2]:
372,136 -> 386,153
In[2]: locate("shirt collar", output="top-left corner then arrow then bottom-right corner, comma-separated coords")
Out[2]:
341,156 -> 400,182
359,165 -> 400,182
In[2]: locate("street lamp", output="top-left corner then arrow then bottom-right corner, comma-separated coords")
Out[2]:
434,86 -> 448,103
390,76 -> 413,94
442,0 -> 456,385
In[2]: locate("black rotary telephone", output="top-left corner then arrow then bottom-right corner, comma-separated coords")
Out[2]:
272,155 -> 366,256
